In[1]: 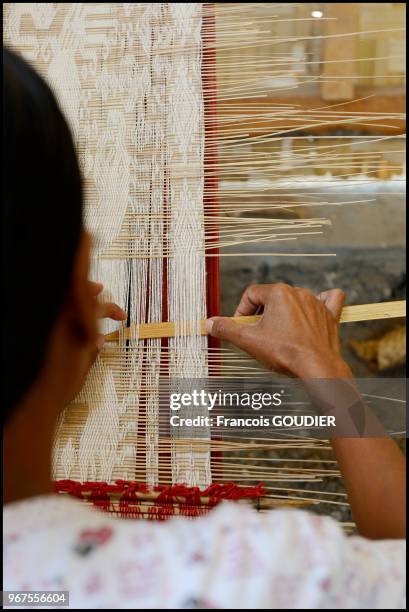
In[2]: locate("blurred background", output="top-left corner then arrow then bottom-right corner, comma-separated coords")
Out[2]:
215,2 -> 406,377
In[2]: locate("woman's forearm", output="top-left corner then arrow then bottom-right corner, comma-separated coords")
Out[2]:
301,358 -> 406,540
332,436 -> 406,539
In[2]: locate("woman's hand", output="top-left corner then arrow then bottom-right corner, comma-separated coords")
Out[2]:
73,281 -> 126,395
207,283 -> 406,539
206,283 -> 352,379
56,281 -> 127,408
90,281 -> 127,353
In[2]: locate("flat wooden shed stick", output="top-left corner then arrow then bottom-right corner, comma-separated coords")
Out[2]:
105,300 -> 406,342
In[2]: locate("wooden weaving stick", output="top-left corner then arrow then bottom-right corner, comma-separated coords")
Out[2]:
105,300 -> 406,342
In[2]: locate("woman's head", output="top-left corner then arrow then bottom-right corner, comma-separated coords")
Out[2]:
3,49 -> 96,419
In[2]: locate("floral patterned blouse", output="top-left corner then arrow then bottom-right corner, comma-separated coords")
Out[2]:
3,494 -> 405,609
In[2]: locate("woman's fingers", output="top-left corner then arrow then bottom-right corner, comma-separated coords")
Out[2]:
318,289 -> 345,321
206,317 -> 256,355
234,287 -> 259,317
96,334 -> 106,351
86,281 -> 127,356
234,283 -> 278,317
96,301 -> 127,321
89,281 -> 104,297
95,302 -> 126,352
89,280 -> 127,319
234,283 -> 345,321
206,283 -> 348,378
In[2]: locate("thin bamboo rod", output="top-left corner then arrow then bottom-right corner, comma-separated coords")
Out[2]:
105,300 -> 406,342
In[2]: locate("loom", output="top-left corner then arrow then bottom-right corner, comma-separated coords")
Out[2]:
4,2 -> 406,522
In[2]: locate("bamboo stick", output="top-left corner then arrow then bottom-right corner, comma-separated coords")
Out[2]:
105,300 -> 406,342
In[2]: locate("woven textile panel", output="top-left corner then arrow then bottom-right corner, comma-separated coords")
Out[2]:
4,3 -> 212,492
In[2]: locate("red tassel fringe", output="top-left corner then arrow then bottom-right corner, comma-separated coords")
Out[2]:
53,480 -> 266,520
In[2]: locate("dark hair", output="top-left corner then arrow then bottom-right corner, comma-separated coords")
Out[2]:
3,49 -> 83,419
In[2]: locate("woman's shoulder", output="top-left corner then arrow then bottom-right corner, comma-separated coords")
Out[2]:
3,494 -> 406,608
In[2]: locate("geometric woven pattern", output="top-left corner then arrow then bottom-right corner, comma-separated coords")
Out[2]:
4,2 -> 210,488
